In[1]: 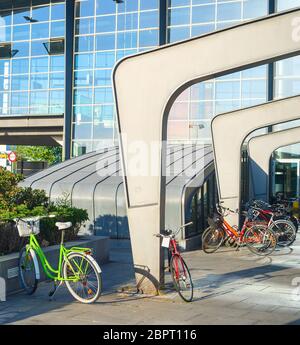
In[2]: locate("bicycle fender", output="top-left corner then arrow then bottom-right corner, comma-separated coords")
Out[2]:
86,254 -> 102,273
29,248 -> 40,280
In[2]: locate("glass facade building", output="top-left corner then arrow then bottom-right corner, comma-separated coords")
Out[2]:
0,0 -> 299,157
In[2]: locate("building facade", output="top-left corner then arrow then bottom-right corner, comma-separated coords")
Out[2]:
0,1 -> 299,169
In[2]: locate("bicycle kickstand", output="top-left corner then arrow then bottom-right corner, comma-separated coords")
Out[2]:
49,280 -> 63,301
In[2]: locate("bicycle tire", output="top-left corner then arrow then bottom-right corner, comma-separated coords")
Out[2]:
63,252 -> 102,304
170,255 -> 193,302
18,246 -> 38,295
269,219 -> 297,247
202,227 -> 225,254
244,225 -> 277,256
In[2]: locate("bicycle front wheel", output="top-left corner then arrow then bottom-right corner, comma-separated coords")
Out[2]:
244,224 -> 277,256
63,253 -> 102,304
19,246 -> 38,295
170,255 -> 193,302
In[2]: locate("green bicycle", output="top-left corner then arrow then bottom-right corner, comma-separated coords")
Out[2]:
16,216 -> 102,304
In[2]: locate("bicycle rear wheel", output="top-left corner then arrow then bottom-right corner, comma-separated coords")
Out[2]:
170,255 -> 193,302
269,219 -> 297,247
63,253 -> 102,304
202,227 -> 225,254
18,246 -> 38,295
244,224 -> 277,256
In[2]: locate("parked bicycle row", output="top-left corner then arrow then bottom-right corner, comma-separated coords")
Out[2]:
202,199 -> 299,255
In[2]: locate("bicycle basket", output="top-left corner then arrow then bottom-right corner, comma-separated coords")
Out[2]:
16,218 -> 40,237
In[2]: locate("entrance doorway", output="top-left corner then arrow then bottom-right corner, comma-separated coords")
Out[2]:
272,159 -> 300,200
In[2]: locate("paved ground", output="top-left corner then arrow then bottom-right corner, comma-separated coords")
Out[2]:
2,239 -> 300,325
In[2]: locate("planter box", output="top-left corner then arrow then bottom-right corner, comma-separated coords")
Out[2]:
0,235 -> 109,297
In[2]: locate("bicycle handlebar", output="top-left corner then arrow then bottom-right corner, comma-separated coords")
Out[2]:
154,222 -> 193,238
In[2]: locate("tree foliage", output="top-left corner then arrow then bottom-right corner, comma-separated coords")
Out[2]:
16,145 -> 62,165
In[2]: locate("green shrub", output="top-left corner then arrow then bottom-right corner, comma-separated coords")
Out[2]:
0,169 -> 89,255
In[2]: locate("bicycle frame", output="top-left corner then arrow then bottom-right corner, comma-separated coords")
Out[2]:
169,238 -> 186,279
26,234 -> 91,282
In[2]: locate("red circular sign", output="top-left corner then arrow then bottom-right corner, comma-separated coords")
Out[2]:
8,152 -> 17,163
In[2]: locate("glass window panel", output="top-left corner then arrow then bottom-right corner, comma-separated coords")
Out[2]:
75,0 -> 94,17
190,101 -> 214,120
215,100 -> 240,114
276,56 -> 300,77
169,102 -> 189,120
11,74 -> 29,90
94,87 -> 113,103
242,79 -> 267,99
192,5 -> 215,24
0,60 -> 10,75
51,20 -> 65,37
74,70 -> 93,87
168,7 -> 190,26
12,24 -> 29,41
49,89 -> 63,107
139,29 -> 158,47
93,121 -> 114,139
191,82 -> 214,100
31,22 -> 49,39
243,0 -> 268,19
31,5 -> 50,22
191,24 -> 215,37
73,105 -> 93,122
11,107 -> 28,115
73,122 -> 92,140
94,69 -> 111,86
117,0 -> 139,13
116,48 -> 137,60
94,104 -> 114,121
117,31 -> 137,49
12,58 -> 29,74
96,33 -> 115,50
215,81 -> 240,100
277,0 -> 300,11
167,121 -> 189,140
74,53 -> 94,69
51,3 -> 65,20
242,65 -> 267,79
96,15 -> 115,33
0,10 -> 12,26
168,26 -> 190,42
75,35 -> 94,52
241,98 -> 265,108
139,10 -> 158,29
117,13 -> 138,31
95,51 -> 115,68
96,0 -> 116,15
11,91 -> 28,107
217,2 -> 241,21
12,41 -> 29,57
169,0 -> 191,7
13,7 -> 30,25
31,40 -> 48,56
140,0 -> 158,10
31,56 -> 48,73
0,25 -> 11,42
75,18 -> 94,35
275,79 -> 300,98
74,88 -> 93,104
50,55 -> 64,71
49,72 -> 64,88
31,73 -> 48,89
0,75 -> 10,91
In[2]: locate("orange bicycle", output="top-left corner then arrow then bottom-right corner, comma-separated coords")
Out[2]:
202,203 -> 277,256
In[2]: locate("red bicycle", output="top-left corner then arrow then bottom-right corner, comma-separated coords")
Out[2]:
155,222 -> 194,302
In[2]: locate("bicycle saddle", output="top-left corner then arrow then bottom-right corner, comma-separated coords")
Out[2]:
55,222 -> 72,230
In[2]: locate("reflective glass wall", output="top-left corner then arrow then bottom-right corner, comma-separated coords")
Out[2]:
0,0 -> 65,116
72,0 -> 159,155
167,0 -> 269,143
